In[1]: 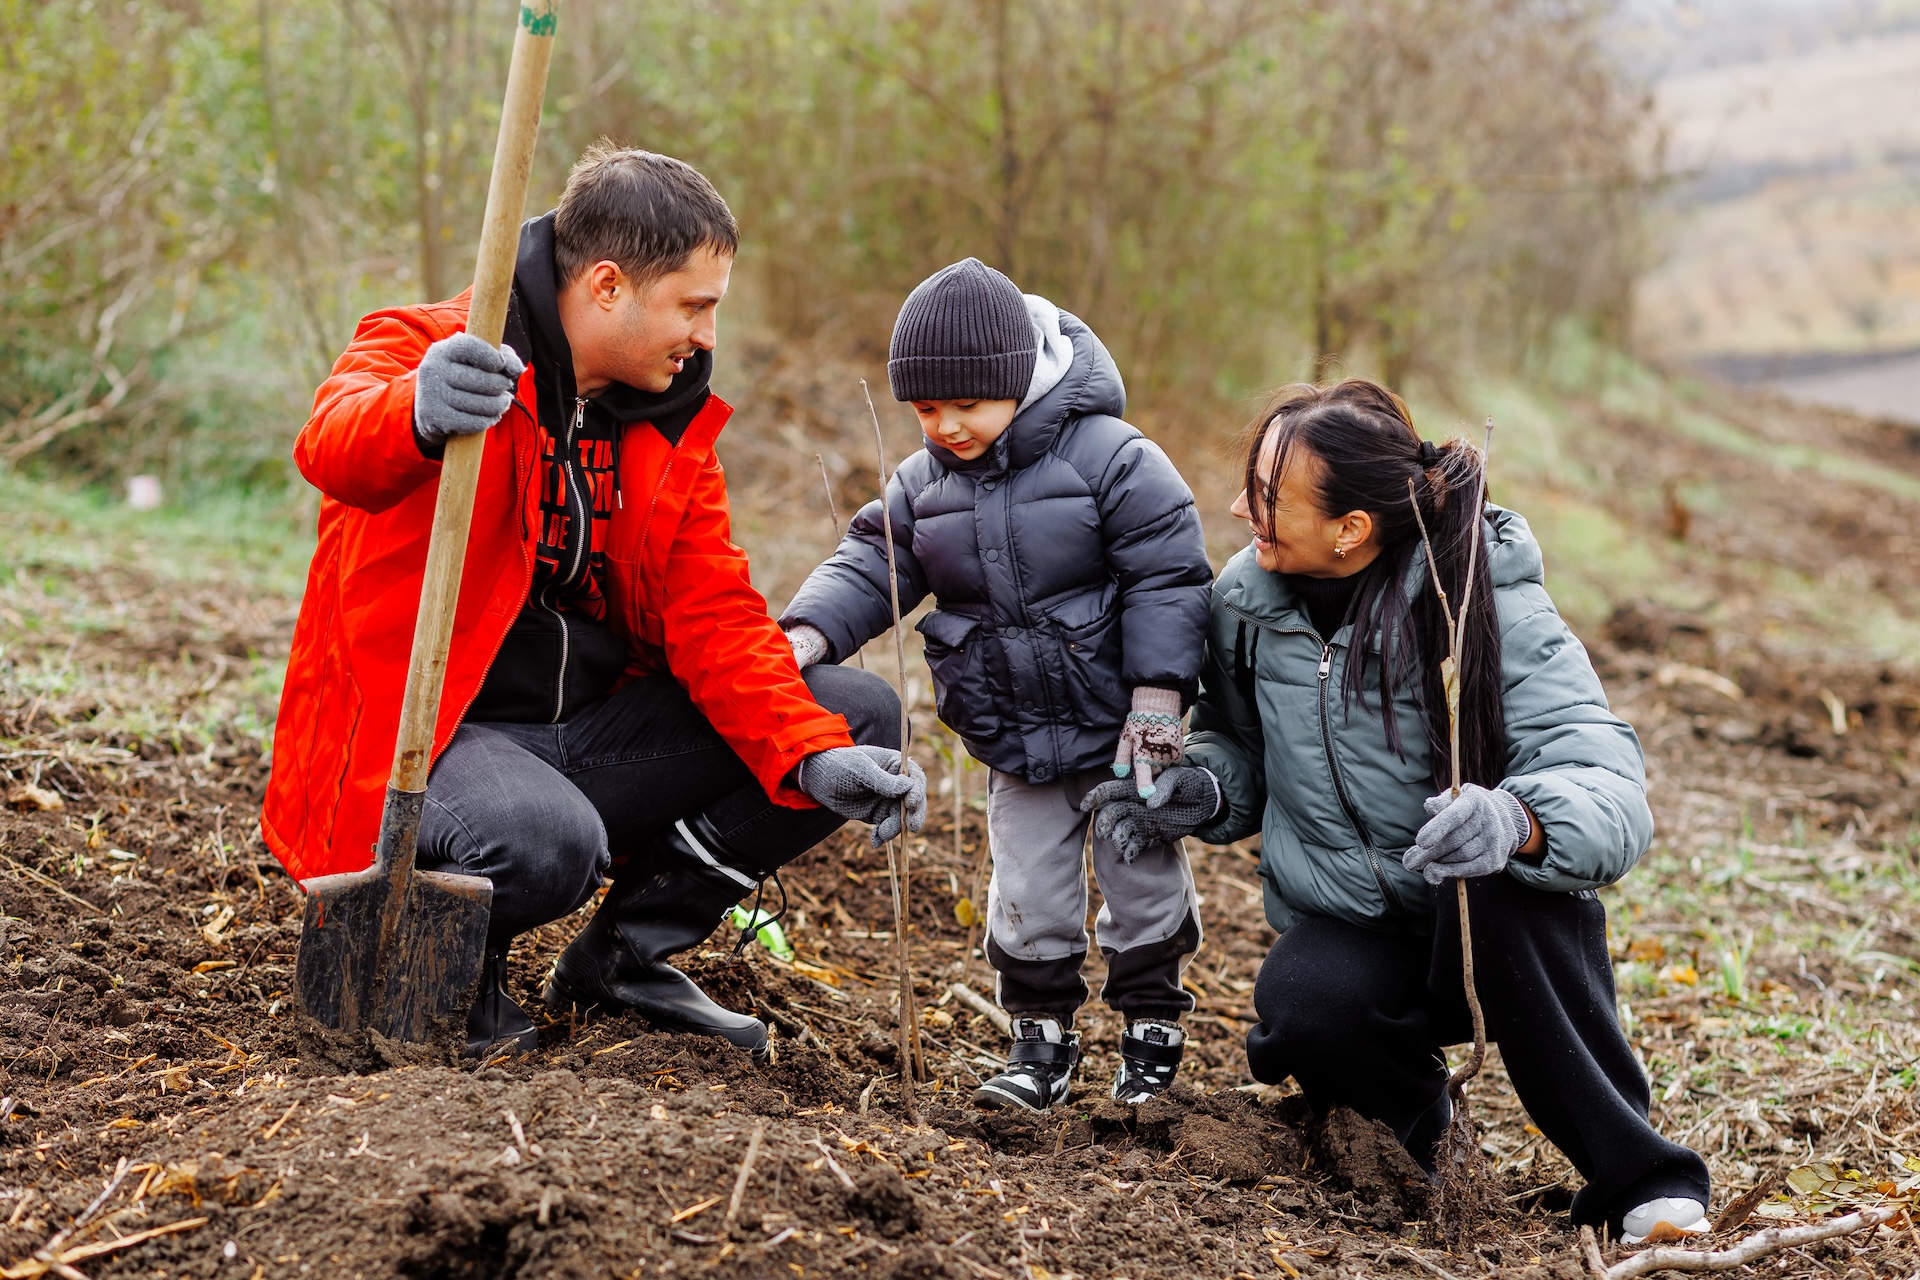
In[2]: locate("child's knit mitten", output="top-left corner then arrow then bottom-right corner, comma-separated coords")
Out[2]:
1112,686 -> 1184,798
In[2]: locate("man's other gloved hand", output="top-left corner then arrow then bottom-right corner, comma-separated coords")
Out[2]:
798,745 -> 928,847
1401,783 -> 1528,885
785,624 -> 829,670
1080,764 -> 1221,863
1111,686 -> 1184,799
413,332 -> 527,452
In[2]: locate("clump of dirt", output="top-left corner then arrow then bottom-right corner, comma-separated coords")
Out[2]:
1310,1105 -> 1434,1230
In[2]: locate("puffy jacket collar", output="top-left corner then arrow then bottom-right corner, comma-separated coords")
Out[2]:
504,212 -> 713,445
922,308 -> 1126,476
1222,504 -> 1540,635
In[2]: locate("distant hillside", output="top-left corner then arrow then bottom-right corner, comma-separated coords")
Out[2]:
1635,27 -> 1920,363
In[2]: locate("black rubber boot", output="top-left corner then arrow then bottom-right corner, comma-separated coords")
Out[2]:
465,948 -> 538,1060
542,816 -> 768,1056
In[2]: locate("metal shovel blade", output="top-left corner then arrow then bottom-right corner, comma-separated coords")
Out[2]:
296,787 -> 492,1042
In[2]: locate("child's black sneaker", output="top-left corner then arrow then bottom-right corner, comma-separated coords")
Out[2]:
973,1018 -> 1081,1112
1111,1020 -> 1184,1103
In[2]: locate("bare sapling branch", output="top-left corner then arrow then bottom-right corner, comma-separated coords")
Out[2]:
816,454 -> 864,668
861,379 -> 922,1109
1409,418 -> 1498,1249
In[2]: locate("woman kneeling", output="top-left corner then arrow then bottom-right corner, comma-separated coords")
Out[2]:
1084,380 -> 1710,1242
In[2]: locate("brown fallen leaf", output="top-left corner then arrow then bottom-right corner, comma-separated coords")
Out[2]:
5,785 -> 63,813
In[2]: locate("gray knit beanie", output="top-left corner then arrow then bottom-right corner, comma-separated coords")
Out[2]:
888,258 -> 1037,402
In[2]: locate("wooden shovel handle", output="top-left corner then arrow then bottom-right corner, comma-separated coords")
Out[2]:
388,0 -> 560,799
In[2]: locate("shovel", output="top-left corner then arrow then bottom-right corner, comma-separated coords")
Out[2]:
295,0 -> 561,1044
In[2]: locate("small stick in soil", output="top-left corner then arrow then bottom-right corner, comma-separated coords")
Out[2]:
1407,419 -> 1499,1249
815,454 -> 864,669
1579,1226 -> 1608,1280
1600,1204 -> 1900,1280
949,981 -> 1013,1036
722,1121 -> 765,1229
808,1137 -> 858,1191
260,1098 -> 299,1142
861,379 -> 923,1107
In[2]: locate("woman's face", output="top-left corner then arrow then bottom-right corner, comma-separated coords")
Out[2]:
1229,429 -> 1378,577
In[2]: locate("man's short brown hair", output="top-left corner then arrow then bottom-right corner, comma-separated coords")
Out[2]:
553,143 -> 738,288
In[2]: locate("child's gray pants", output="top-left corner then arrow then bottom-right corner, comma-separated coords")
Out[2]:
984,766 -> 1202,1023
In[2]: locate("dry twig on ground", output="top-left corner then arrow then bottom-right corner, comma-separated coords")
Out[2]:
1580,1207 -> 1902,1280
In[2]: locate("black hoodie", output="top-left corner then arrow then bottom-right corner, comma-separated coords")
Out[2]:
439,213 -> 713,724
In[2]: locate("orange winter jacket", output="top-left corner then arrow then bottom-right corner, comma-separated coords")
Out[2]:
262,289 -> 852,883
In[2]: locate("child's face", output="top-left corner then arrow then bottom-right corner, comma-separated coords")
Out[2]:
912,399 -> 1019,460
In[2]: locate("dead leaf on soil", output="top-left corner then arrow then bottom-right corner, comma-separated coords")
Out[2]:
5,785 -> 63,812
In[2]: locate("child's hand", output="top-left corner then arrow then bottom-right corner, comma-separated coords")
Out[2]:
1112,687 -> 1184,798
784,624 -> 829,670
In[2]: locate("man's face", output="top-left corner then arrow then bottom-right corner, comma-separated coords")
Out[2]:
565,246 -> 733,394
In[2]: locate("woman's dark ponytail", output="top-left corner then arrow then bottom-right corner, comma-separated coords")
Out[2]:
1245,381 -> 1506,789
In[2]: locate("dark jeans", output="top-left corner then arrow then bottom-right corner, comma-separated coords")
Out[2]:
1245,874 -> 1710,1230
417,663 -> 900,947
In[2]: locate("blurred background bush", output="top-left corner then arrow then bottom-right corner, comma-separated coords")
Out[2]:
0,0 -> 1648,497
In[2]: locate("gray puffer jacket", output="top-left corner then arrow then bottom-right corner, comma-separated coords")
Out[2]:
1186,506 -> 1652,935
781,310 -> 1212,783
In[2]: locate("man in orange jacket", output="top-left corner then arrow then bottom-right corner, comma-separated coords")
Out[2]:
264,145 -> 926,1059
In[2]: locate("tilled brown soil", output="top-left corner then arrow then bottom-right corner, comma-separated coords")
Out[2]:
0,709 -> 1591,1280
11,645 -> 1920,1280
10,375 -> 1920,1276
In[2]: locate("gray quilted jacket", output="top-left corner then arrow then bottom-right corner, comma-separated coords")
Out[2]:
780,310 -> 1211,783
1187,505 -> 1653,934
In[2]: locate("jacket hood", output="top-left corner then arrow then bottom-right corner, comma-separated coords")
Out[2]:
505,212 -> 712,444
1221,504 -> 1542,634
923,307 -> 1125,474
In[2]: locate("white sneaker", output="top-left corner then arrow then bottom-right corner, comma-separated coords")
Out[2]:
1621,1197 -> 1710,1244
973,1018 -> 1081,1112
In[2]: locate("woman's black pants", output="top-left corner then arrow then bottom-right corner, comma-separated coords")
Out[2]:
1245,873 -> 1710,1231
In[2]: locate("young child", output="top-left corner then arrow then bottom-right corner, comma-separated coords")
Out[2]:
781,258 -> 1213,1110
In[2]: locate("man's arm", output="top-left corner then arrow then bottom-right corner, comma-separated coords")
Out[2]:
297,307 -> 524,516
657,455 -> 858,805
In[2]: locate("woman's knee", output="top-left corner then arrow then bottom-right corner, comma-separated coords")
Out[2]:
803,664 -> 901,750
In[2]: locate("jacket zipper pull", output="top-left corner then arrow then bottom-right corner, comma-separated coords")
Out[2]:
1318,645 -> 1333,680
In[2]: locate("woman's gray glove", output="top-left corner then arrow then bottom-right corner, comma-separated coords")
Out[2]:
1079,764 -> 1222,862
1402,783 -> 1529,885
798,746 -> 928,847
413,332 -> 526,451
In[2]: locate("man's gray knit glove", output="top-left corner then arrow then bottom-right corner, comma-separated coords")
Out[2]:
413,332 -> 526,452
1402,783 -> 1529,885
785,624 -> 830,670
1080,765 -> 1221,863
1111,686 -> 1184,799
798,746 -> 928,847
